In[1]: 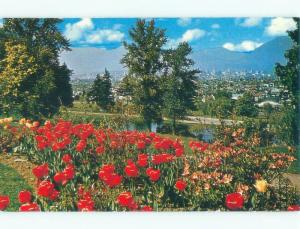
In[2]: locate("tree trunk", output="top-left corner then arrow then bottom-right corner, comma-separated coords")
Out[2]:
172,114 -> 176,135
147,120 -> 152,132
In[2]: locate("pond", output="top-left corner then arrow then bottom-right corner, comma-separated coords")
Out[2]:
127,122 -> 214,143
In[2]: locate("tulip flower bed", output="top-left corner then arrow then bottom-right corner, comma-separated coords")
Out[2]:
0,117 -> 299,211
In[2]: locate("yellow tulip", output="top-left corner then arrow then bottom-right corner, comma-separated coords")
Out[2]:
254,179 -> 268,193
25,122 -> 33,128
19,118 -> 26,125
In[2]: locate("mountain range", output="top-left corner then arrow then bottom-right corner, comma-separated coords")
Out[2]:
59,36 -> 292,79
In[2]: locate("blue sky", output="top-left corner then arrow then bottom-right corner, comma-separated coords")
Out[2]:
1,17 -> 297,52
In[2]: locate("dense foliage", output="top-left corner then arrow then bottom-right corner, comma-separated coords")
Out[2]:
87,68 -> 114,111
162,42 -> 199,134
275,18 -> 299,144
0,19 -> 73,118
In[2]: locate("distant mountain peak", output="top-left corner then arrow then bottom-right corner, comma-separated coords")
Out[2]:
59,36 -> 292,79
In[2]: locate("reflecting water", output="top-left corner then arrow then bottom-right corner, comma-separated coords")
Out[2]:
127,122 -> 214,143
192,128 -> 214,143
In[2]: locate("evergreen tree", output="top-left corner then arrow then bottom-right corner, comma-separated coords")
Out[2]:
121,19 -> 167,130
162,42 -> 199,134
87,68 -> 114,111
0,18 -> 73,118
275,18 -> 299,144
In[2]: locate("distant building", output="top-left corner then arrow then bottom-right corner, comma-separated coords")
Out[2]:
257,101 -> 281,108
231,93 -> 243,100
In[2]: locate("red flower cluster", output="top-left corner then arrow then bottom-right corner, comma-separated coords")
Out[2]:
152,153 -> 174,165
189,141 -> 209,152
117,192 -> 138,210
54,164 -> 75,185
124,160 -> 139,177
137,153 -> 148,167
18,190 -> 41,211
136,140 -> 146,150
77,189 -> 94,211
32,163 -> 49,179
98,164 -> 122,188
0,195 -> 10,211
175,180 -> 187,191
146,168 -> 161,182
37,180 -> 59,200
225,192 -> 244,210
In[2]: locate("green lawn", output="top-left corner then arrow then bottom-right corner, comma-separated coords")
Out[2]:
0,163 -> 33,211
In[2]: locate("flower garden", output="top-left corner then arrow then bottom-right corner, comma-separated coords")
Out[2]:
0,117 -> 299,212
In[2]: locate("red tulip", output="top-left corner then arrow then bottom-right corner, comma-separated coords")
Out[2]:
137,154 -> 148,167
141,206 -> 153,211
117,192 -> 136,209
225,192 -> 244,210
0,195 -> 10,211
18,190 -> 32,204
54,172 -> 67,185
19,202 -> 40,212
62,154 -> 72,164
96,145 -> 105,154
146,168 -> 161,182
175,180 -> 187,191
32,163 -> 49,179
175,148 -> 184,157
136,140 -> 146,150
287,205 -> 300,211
124,161 -> 139,177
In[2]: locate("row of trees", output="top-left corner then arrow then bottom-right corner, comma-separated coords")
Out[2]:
195,90 -> 259,118
87,19 -> 199,134
0,19 -> 73,119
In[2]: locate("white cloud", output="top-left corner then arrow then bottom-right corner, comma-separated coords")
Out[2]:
64,18 -> 94,41
86,29 -> 124,44
181,29 -> 206,42
166,28 -> 206,48
113,24 -> 123,30
177,18 -> 192,27
64,18 -> 124,45
265,17 -> 297,36
211,24 -> 220,29
223,40 -> 263,52
240,17 -> 262,27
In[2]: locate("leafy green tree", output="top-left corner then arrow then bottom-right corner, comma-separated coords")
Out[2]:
275,18 -> 299,144
121,19 -> 167,130
0,42 -> 37,114
87,68 -> 115,111
0,18 -> 73,118
211,97 -> 233,118
234,92 -> 258,117
162,42 -> 199,134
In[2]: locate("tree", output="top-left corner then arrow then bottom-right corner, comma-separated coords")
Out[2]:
211,97 -> 233,118
0,18 -> 73,118
275,18 -> 299,145
87,68 -> 114,111
234,92 -> 258,117
0,42 -> 37,114
121,19 -> 167,130
162,42 -> 199,134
